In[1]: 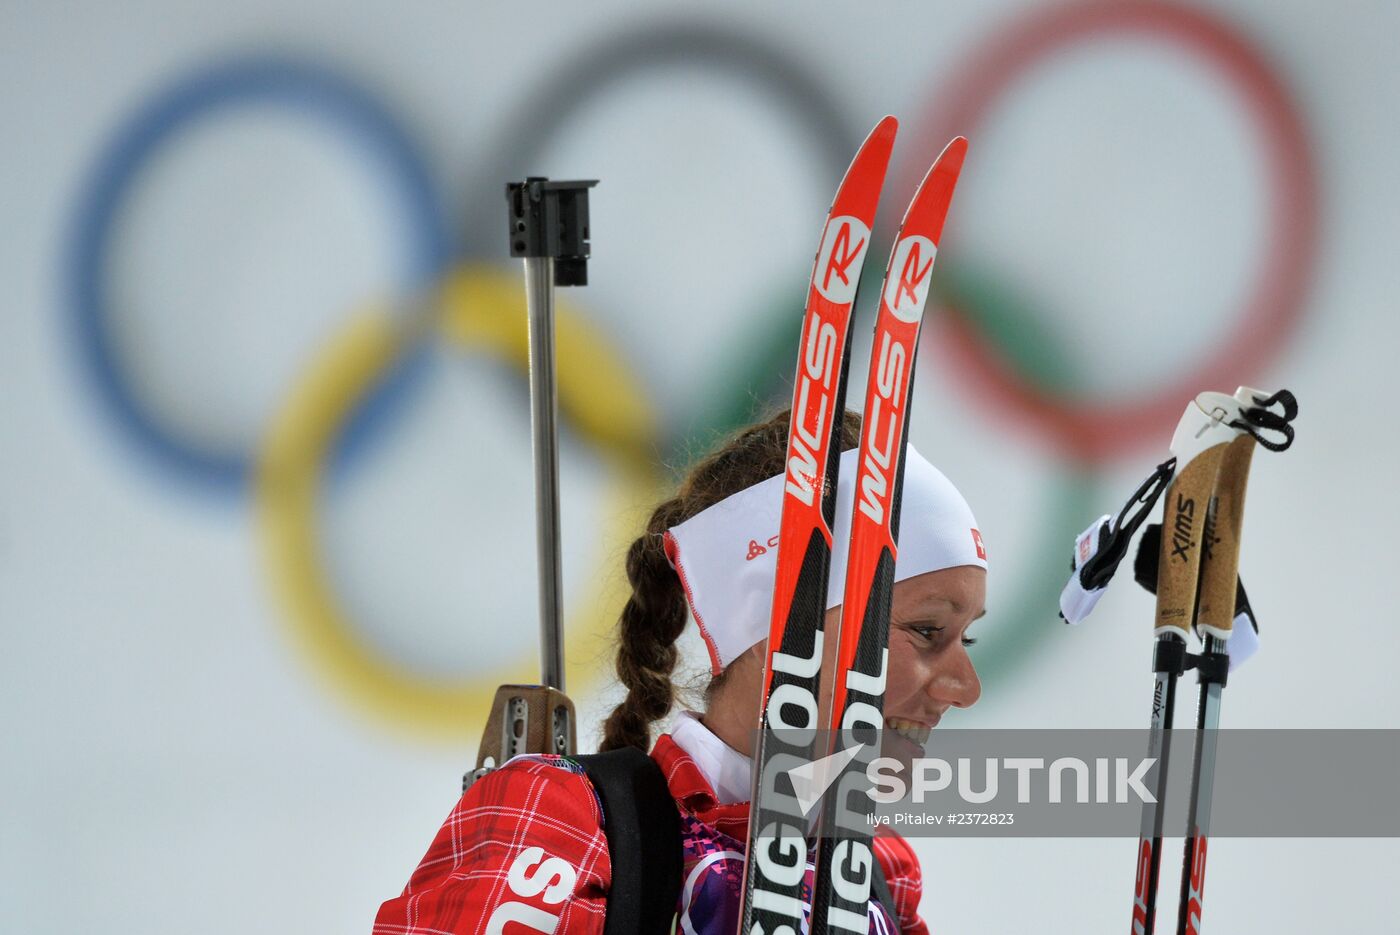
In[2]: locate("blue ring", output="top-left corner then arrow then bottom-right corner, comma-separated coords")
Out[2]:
65,55 -> 454,493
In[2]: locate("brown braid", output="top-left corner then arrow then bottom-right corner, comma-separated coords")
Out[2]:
599,407 -> 861,752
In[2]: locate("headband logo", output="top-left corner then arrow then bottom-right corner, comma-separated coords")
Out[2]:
972,528 -> 986,560
813,215 -> 870,303
745,534 -> 781,561
884,235 -> 937,323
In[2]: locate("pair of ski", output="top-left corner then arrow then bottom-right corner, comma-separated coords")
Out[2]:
1130,386 -> 1293,935
738,117 -> 966,935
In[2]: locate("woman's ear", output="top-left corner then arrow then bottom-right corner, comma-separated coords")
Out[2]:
717,641 -> 766,703
701,640 -> 770,751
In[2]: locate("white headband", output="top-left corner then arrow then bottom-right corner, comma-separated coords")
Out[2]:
663,444 -> 986,674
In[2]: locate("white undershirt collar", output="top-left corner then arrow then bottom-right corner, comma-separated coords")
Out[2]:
667,711 -> 753,805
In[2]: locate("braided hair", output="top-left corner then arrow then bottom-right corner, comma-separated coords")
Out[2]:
599,408 -> 861,752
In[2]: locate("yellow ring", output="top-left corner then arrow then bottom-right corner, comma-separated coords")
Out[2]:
256,262 -> 665,738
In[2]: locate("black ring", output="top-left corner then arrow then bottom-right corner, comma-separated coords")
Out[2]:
466,20 -> 858,256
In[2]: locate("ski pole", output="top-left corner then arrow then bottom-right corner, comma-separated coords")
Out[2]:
1055,388 -> 1295,931
1175,386 -> 1297,935
1131,390 -> 1245,935
1172,433 -> 1248,935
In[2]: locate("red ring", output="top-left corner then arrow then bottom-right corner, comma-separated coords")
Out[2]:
913,0 -> 1317,460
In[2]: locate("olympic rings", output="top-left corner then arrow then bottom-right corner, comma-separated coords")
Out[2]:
66,55 -> 455,491
66,10 -> 1318,736
911,0 -> 1317,460
256,263 -> 663,734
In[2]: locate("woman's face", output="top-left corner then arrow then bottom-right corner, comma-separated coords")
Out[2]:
861,564 -> 985,760
706,565 -> 985,761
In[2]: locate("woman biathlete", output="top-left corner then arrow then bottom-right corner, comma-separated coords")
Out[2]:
374,409 -> 987,934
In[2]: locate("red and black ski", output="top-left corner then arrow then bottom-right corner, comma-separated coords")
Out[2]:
738,115 -> 897,935
810,137 -> 969,935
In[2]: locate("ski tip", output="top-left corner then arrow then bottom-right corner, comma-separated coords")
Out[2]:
858,114 -> 899,160
897,135 -> 969,242
833,115 -> 900,213
910,136 -> 969,199
936,135 -> 969,173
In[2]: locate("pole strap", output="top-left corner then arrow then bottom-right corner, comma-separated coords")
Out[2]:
1229,388 -> 1298,452
1059,457 -> 1175,624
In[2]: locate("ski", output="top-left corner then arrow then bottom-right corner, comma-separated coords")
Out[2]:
738,115 -> 897,935
809,137 -> 969,935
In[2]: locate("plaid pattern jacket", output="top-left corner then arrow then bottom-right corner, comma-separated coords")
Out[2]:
374,734 -> 928,935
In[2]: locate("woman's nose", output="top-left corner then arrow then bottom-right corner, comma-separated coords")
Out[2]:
930,645 -> 981,709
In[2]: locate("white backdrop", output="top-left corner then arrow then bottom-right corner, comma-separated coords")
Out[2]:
2,1 -> 1397,932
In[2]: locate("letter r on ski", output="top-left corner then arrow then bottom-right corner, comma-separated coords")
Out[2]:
823,222 -> 865,292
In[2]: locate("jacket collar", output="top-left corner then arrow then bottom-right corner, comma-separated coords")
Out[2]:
652,715 -> 753,840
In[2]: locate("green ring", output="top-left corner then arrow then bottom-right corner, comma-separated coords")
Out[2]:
673,259 -> 1098,697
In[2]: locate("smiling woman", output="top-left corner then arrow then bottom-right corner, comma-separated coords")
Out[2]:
375,408 -> 991,935
703,564 -> 985,770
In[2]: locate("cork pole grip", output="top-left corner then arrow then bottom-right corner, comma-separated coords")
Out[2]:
1194,434 -> 1257,639
1154,444 -> 1227,637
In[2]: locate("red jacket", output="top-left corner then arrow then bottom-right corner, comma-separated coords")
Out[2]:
375,734 -> 928,934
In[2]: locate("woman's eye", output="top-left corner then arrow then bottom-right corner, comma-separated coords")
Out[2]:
909,625 -> 977,647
